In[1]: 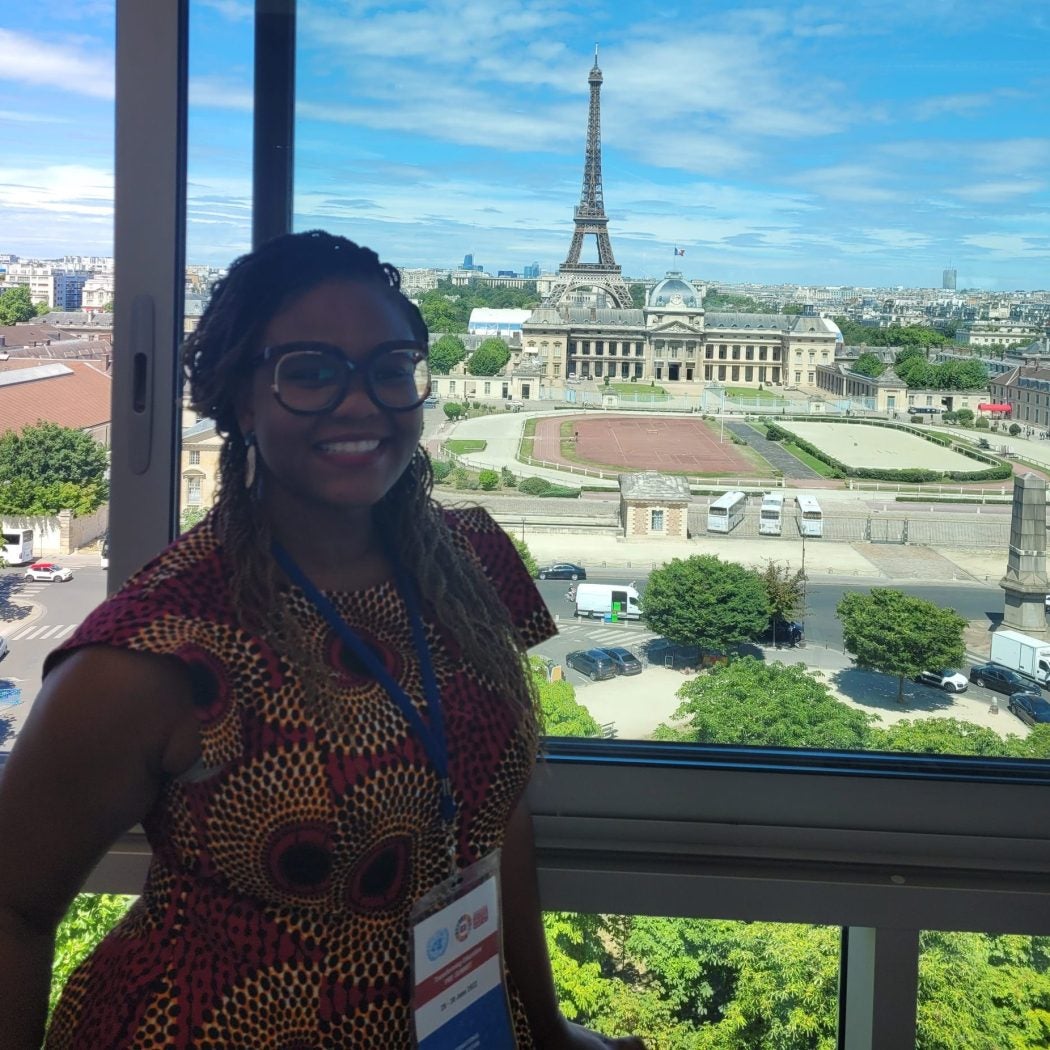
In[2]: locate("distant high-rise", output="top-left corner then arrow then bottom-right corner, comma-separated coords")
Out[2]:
523,262 -> 540,279
462,253 -> 474,270
942,267 -> 957,290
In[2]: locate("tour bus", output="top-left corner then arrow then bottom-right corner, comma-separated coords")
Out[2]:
1,528 -> 34,565
758,492 -> 785,536
706,490 -> 747,534
796,495 -> 823,538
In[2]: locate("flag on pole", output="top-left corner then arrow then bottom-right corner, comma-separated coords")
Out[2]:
674,246 -> 685,256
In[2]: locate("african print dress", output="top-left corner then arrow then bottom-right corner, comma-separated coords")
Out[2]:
44,507 -> 557,1049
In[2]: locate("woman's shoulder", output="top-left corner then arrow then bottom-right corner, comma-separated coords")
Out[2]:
45,515 -> 233,675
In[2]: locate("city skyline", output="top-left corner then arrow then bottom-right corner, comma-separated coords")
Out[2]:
1,1 -> 1049,290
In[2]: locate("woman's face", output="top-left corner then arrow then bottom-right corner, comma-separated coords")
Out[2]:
236,278 -> 425,522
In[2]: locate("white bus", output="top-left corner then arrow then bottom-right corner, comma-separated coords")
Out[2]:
758,492 -> 785,536
1,528 -> 34,565
707,490 -> 747,533
796,495 -> 823,538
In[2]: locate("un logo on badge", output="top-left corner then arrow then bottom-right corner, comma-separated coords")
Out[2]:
426,927 -> 450,961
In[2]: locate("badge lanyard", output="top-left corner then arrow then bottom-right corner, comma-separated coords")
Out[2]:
271,541 -> 457,843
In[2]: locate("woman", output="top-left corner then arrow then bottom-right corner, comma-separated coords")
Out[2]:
0,231 -> 644,1049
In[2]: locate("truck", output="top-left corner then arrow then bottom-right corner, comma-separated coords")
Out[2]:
989,628 -> 1050,686
574,583 -> 642,621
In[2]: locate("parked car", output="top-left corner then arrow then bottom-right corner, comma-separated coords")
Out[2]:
760,618 -> 804,647
423,395 -> 439,407
914,669 -> 968,693
598,647 -> 643,676
0,635 -> 8,662
537,562 -> 587,581
567,373 -> 580,383
1007,691 -> 1050,727
968,663 -> 1040,696
564,649 -> 618,681
24,562 -> 73,582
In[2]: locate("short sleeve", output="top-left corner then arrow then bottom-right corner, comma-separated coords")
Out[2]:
442,506 -> 558,649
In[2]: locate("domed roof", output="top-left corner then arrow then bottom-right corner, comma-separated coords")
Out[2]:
648,271 -> 699,310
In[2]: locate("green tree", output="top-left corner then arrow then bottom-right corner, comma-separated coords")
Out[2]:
51,894 -> 135,1015
442,401 -> 464,421
0,285 -> 38,324
757,559 -> 807,627
641,554 -> 770,652
781,303 -> 804,314
467,337 -> 511,376
629,283 -> 647,309
0,422 -> 109,515
852,351 -> 885,378
874,718 -> 1014,757
428,334 -> 467,375
478,468 -> 499,490
179,505 -> 207,533
837,589 -> 966,704
536,676 -> 603,738
660,658 -> 873,749
510,535 -> 538,577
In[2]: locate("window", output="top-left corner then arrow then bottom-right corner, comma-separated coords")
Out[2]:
650,508 -> 664,531
189,450 -> 200,465
29,8 -> 1050,1045
185,475 -> 202,505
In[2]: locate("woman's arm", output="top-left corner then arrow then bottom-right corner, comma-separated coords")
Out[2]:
500,793 -> 646,1050
0,647 -> 195,1049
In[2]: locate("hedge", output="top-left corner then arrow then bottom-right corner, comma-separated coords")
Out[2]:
431,460 -> 452,482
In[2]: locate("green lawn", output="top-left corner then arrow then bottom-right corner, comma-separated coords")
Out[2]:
784,441 -> 840,478
725,386 -> 780,401
605,382 -> 669,398
445,439 -> 487,453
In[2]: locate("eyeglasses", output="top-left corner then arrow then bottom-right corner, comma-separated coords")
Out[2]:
252,339 -> 430,414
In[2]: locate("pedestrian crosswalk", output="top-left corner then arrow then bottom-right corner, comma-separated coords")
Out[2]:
8,623 -> 77,642
553,619 -> 658,648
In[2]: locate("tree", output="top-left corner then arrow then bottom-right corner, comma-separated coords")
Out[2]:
442,401 -> 464,421
428,334 -> 466,375
0,422 -> 109,515
478,468 -> 499,490
852,351 -> 885,378
873,718 -> 1014,757
629,283 -> 647,309
660,658 -> 874,749
0,285 -> 37,325
757,559 -> 807,627
467,337 -> 510,376
510,535 -> 538,577
179,505 -> 207,533
641,554 -> 770,652
837,589 -> 966,704
51,894 -> 134,1014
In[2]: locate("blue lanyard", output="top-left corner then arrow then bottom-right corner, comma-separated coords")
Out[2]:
271,540 -> 456,827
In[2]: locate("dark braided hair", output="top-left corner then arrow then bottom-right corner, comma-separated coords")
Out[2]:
182,230 -> 538,730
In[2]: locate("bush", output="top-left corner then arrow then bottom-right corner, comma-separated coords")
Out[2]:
765,423 -> 789,442
910,415 -> 925,424
942,410 -> 958,424
451,467 -> 479,490
443,401 -> 464,420
1009,423 -> 1022,436
431,460 -> 452,482
500,466 -> 516,489
478,469 -> 499,490
956,408 -> 975,425
975,417 -> 990,430
519,476 -> 552,495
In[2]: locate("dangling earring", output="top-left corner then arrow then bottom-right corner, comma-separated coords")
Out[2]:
244,431 -> 257,490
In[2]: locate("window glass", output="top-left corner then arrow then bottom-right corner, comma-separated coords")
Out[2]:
161,0 -> 1050,766
0,5 -> 115,754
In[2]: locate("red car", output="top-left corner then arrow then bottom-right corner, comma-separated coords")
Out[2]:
24,562 -> 74,582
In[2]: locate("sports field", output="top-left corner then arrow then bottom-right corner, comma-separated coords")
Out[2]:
533,415 -> 757,474
785,422 -> 979,471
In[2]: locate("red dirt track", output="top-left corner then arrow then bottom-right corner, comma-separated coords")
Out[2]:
533,414 -> 756,473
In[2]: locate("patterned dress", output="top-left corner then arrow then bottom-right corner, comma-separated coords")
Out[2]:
44,506 -> 557,1048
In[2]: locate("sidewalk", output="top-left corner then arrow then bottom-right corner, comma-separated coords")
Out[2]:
518,529 -> 1004,584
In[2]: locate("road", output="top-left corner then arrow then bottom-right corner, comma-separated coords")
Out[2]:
0,562 -> 1015,742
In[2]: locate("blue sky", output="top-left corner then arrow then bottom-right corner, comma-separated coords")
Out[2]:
2,0 -> 1050,290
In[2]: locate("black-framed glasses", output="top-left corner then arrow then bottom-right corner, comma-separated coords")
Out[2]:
252,339 -> 430,414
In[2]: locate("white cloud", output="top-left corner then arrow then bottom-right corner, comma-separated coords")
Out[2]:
0,30 -> 113,100
0,164 -> 113,217
190,76 -> 253,112
954,180 -> 1046,203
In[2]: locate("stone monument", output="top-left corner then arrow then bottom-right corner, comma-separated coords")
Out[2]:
1000,472 -> 1050,638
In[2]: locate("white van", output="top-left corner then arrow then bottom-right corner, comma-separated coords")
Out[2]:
574,583 -> 642,621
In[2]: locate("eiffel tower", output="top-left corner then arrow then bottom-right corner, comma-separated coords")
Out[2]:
545,48 -> 634,309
